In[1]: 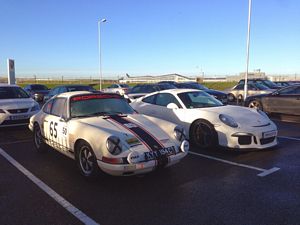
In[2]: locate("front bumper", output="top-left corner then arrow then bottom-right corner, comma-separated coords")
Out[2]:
215,124 -> 278,150
0,111 -> 39,128
97,149 -> 188,176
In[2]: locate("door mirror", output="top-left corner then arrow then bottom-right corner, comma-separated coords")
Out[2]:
167,103 -> 179,109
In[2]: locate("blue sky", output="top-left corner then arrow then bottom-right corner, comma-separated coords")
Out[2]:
0,0 -> 299,78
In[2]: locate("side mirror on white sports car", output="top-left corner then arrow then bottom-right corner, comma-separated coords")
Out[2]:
167,103 -> 179,110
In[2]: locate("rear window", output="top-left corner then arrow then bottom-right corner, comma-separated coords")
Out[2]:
0,86 -> 30,99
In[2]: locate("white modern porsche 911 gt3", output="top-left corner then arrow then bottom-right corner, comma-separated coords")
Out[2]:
29,91 -> 189,177
130,89 -> 278,150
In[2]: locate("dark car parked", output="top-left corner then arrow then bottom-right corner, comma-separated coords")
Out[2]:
43,85 -> 96,102
244,85 -> 300,116
238,79 -> 281,90
126,83 -> 177,99
167,81 -> 228,104
23,84 -> 50,102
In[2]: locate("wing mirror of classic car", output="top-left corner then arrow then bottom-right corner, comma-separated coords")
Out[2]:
167,103 -> 179,110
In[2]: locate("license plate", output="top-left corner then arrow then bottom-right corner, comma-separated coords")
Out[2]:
10,115 -> 29,120
263,130 -> 277,139
144,146 -> 176,161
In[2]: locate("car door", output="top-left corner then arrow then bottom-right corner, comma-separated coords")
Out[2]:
151,93 -> 183,124
44,97 -> 70,154
263,86 -> 300,115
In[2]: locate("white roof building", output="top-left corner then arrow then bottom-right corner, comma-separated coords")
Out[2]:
119,73 -> 196,83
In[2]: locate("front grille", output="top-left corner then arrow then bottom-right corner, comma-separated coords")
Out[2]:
238,136 -> 252,145
7,108 -> 29,114
260,137 -> 276,145
1,119 -> 29,126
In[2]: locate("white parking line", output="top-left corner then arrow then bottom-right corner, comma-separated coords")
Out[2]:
189,151 -> 280,177
0,147 -> 100,225
278,136 -> 300,141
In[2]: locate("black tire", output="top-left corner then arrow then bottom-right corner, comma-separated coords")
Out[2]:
75,141 -> 100,178
33,124 -> 47,153
248,99 -> 263,110
227,93 -> 236,102
190,119 -> 218,149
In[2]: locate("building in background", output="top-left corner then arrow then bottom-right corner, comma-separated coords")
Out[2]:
119,73 -> 196,84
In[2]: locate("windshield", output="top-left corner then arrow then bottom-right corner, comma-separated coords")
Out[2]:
252,83 -> 269,90
262,80 -> 278,89
0,86 -> 30,99
67,86 -> 95,92
177,91 -> 223,109
31,84 -> 48,90
158,83 -> 177,90
179,83 -> 208,90
70,95 -> 134,118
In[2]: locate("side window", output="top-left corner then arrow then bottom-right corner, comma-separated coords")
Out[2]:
51,98 -> 67,117
235,84 -> 244,90
43,99 -> 54,114
111,84 -> 118,88
142,94 -> 156,104
248,84 -> 257,90
155,93 -> 181,107
62,100 -> 68,119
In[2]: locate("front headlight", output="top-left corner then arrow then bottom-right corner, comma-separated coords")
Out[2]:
31,104 -> 40,112
106,136 -> 122,155
219,114 -> 238,128
174,126 -> 186,141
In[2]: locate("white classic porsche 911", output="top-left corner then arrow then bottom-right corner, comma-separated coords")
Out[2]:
29,91 -> 189,177
130,89 -> 278,150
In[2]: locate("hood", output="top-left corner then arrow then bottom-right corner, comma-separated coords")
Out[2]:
0,98 -> 36,110
77,114 -> 171,141
205,89 -> 226,96
195,105 -> 270,127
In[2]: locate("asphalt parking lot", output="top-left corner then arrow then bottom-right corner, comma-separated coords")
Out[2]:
0,118 -> 299,225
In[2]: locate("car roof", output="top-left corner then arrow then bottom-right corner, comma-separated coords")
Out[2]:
54,84 -> 93,88
155,88 -> 203,94
56,91 -> 120,98
0,83 -> 19,87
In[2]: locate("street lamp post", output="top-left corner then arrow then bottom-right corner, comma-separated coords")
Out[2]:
244,0 -> 252,101
98,18 -> 107,90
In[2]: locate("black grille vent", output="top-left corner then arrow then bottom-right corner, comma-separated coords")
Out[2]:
260,137 -> 276,145
7,108 -> 29,114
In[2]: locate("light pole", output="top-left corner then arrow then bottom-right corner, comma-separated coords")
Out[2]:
244,0 -> 252,101
98,18 -> 107,90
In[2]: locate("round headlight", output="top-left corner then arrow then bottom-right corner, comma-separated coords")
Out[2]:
219,114 -> 238,128
180,140 -> 189,153
106,136 -> 122,155
174,126 -> 186,141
